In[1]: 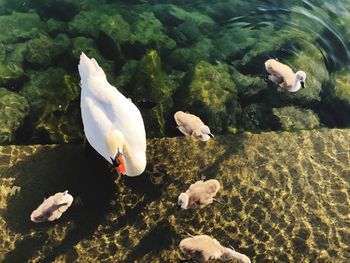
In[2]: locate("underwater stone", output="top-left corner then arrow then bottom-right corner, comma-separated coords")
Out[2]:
166,38 -> 213,71
0,12 -> 46,43
176,61 -> 240,133
71,37 -> 116,84
115,60 -> 139,93
99,14 -> 131,44
272,106 -> 320,131
68,10 -> 102,37
25,33 -> 70,66
0,63 -> 24,88
130,50 -> 176,137
129,11 -> 176,51
332,69 -> 350,105
0,88 -> 29,144
154,4 -> 214,28
171,18 -> 202,46
239,103 -> 281,132
20,68 -> 82,143
47,18 -> 68,34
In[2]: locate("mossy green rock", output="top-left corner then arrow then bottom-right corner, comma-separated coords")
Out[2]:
4,43 -> 27,66
231,67 -> 268,99
25,33 -> 70,66
68,10 -> 101,37
240,103 -> 280,132
130,11 -> 176,51
99,14 -> 131,44
0,88 -> 29,144
154,4 -> 214,27
131,50 -> 176,137
71,37 -> 116,84
0,12 -> 46,43
167,38 -> 213,71
332,69 -> 350,104
178,61 -> 239,133
47,19 -> 68,34
272,106 -> 320,131
0,63 -> 24,87
20,68 -> 82,143
0,43 -> 27,87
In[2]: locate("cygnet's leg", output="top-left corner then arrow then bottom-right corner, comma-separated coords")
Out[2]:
213,198 -> 225,205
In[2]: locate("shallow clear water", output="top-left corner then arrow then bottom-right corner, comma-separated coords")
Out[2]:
0,0 -> 349,262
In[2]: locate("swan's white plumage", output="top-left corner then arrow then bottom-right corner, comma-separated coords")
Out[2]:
79,52 -> 146,176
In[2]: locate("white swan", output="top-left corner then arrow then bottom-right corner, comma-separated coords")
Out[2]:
265,59 -> 306,92
78,52 -> 146,177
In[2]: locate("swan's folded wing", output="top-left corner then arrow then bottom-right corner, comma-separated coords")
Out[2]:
84,77 -> 115,105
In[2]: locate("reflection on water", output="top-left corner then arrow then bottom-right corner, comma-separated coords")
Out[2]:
0,0 -> 350,262
0,130 -> 349,262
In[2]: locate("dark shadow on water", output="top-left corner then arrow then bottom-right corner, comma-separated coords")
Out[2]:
124,219 -> 178,263
2,143 -> 118,262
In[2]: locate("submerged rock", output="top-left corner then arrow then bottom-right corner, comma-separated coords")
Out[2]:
167,37 -> 213,71
0,88 -> 29,144
0,12 -> 46,43
25,33 -> 71,66
272,106 -> 320,131
239,103 -> 280,132
129,11 -> 176,52
332,69 -> 350,105
20,68 -> 82,143
176,61 -> 240,133
0,63 -> 24,87
154,4 -> 214,28
71,37 -> 116,83
129,50 -> 176,137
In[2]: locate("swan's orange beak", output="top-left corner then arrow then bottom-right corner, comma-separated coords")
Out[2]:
116,154 -> 126,176
111,150 -> 126,176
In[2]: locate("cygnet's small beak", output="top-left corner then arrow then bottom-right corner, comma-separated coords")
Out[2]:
177,204 -> 182,210
301,81 -> 305,89
208,133 -> 214,138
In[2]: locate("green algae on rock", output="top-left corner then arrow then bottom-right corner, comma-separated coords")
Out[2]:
0,88 -> 29,144
71,37 -> 116,83
167,37 -> 213,71
239,103 -> 280,132
129,11 -> 176,51
20,68 -> 82,143
272,106 -> 320,131
130,50 -> 176,137
0,63 -> 24,87
176,61 -> 240,133
332,69 -> 350,105
0,12 -> 46,44
25,33 -> 71,66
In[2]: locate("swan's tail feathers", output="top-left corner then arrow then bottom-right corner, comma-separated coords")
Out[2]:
78,52 -> 107,86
